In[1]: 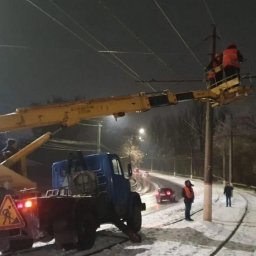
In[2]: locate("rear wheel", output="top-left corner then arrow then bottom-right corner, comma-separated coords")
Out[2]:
53,219 -> 76,250
77,213 -> 96,250
127,203 -> 142,232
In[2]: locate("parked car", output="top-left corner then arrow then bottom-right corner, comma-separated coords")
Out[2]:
155,187 -> 176,203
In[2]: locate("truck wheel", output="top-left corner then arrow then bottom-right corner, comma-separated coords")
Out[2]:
127,204 -> 142,233
77,213 -> 96,250
53,220 -> 76,250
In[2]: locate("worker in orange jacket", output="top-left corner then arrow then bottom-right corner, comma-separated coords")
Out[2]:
206,53 -> 223,87
222,43 -> 244,80
182,180 -> 195,221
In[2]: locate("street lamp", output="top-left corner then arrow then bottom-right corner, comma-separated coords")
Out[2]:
139,128 -> 145,135
138,128 -> 145,141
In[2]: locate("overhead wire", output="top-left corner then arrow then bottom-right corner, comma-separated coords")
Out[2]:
132,39 -> 208,86
25,0 -> 156,92
153,0 -> 204,69
50,0 -> 156,92
0,44 -> 31,49
25,0 -> 134,78
202,0 -> 256,84
99,0 -> 175,74
101,0 -> 209,86
169,38 -> 207,71
51,0 -> 157,92
204,3 -> 256,106
202,0 -> 216,25
98,50 -> 153,55
25,0 -> 94,50
51,0 -> 156,92
201,0 -> 225,50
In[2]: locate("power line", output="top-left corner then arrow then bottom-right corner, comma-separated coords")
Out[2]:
0,44 -> 31,49
153,0 -> 204,68
25,0 -> 156,92
202,1 -> 255,81
26,0 -> 93,49
98,50 -> 153,55
26,0 -> 133,77
136,79 -> 203,84
201,0 -> 225,50
99,1 -> 175,74
202,0 -> 216,25
50,0 -> 157,92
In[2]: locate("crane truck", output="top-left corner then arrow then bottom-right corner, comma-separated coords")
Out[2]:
0,79 -> 250,252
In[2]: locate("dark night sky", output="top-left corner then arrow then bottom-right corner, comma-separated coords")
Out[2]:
0,0 -> 256,121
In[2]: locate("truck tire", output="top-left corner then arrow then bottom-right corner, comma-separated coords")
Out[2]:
127,203 -> 142,233
53,219 -> 76,250
77,213 -> 96,250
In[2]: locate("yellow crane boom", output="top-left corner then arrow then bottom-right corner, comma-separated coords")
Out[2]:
0,79 -> 251,190
0,83 -> 249,133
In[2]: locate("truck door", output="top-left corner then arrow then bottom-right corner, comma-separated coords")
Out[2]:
110,157 -> 130,215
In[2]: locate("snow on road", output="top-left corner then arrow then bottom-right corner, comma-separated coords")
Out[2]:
1,173 -> 256,256
93,173 -> 256,256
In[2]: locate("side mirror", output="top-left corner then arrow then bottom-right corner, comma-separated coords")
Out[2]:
127,163 -> 132,177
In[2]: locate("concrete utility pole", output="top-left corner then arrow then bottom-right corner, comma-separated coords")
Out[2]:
228,114 -> 233,184
203,25 -> 217,221
97,121 -> 102,153
190,150 -> 193,179
222,147 -> 226,185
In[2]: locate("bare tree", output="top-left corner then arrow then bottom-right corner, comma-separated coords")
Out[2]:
121,137 -> 144,167
214,106 -> 256,185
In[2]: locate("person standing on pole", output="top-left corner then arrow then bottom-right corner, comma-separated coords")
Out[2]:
182,180 -> 195,221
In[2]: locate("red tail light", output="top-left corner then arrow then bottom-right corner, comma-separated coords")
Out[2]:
166,191 -> 171,196
24,200 -> 33,208
17,202 -> 24,209
16,199 -> 35,209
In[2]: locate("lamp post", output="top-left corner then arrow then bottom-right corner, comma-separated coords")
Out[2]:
97,121 -> 103,153
79,121 -> 103,153
138,128 -> 145,141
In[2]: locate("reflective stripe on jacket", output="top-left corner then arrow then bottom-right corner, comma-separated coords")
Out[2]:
223,48 -> 239,68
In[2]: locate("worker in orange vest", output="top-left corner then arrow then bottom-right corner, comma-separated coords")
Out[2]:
206,53 -> 223,87
182,180 -> 195,221
222,43 -> 244,80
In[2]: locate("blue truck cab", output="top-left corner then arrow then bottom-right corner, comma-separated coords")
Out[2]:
52,153 -> 132,215
46,152 -> 145,250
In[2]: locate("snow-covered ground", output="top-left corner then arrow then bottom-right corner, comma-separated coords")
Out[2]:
92,173 -> 256,256
2,173 -> 256,256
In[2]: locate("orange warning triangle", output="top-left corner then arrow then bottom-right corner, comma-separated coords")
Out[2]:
0,195 -> 25,230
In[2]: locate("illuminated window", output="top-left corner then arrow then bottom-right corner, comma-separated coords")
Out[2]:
112,159 -> 122,175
